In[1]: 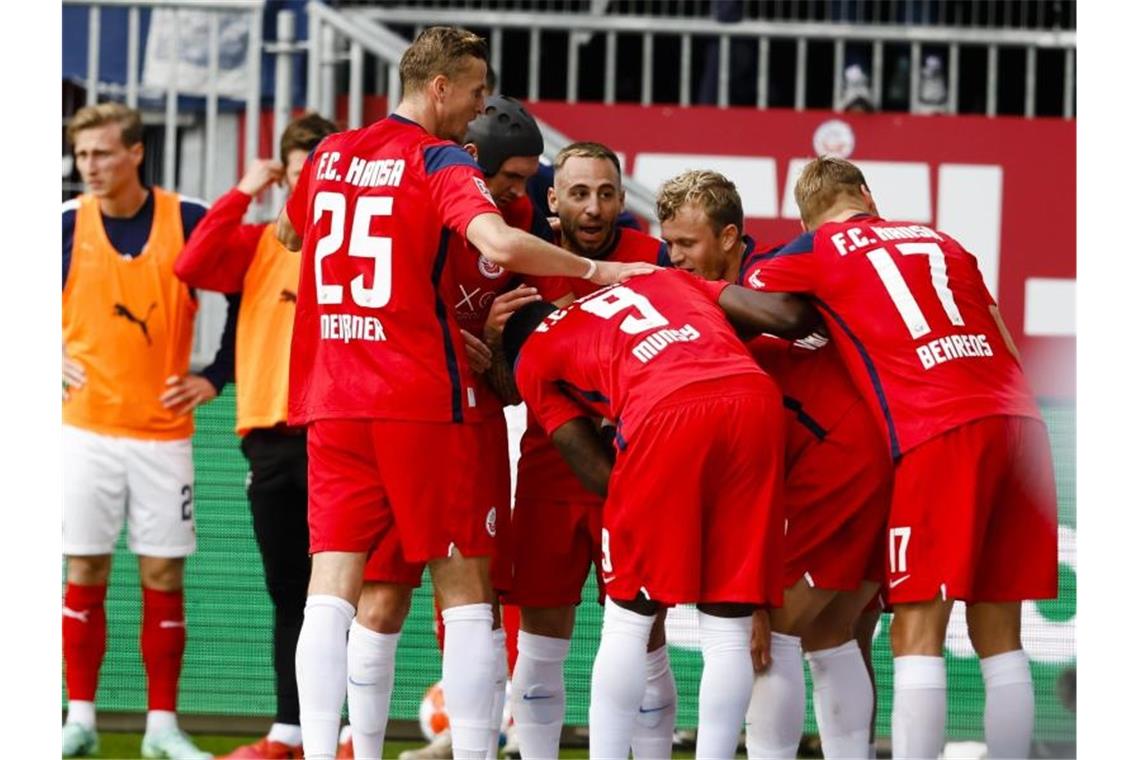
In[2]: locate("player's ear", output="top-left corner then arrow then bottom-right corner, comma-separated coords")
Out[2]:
860,184 -> 877,215
429,73 -> 449,103
547,185 -> 558,214
463,143 -> 478,161
618,187 -> 626,211
720,223 -> 740,252
128,140 -> 144,167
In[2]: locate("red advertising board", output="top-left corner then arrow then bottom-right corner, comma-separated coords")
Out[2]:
527,103 -> 1075,400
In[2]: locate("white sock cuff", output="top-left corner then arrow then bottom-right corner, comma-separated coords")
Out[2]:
492,626 -> 507,647
517,630 -> 571,662
980,649 -> 1032,687
645,644 -> 671,678
805,638 -> 860,666
441,602 -> 493,625
770,631 -> 804,654
603,597 -> 656,639
307,594 -> 356,620
349,619 -> 401,649
894,655 -> 947,689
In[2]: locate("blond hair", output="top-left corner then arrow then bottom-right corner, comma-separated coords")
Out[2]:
794,156 -> 871,229
399,26 -> 488,94
67,102 -> 144,147
553,141 -> 622,180
656,169 -> 743,236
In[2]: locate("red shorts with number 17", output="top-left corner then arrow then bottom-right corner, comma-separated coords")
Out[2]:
886,415 -> 1058,604
308,418 -> 496,564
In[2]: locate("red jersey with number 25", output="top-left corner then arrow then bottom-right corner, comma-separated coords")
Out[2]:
515,269 -> 765,445
285,114 -> 501,425
741,214 -> 1039,458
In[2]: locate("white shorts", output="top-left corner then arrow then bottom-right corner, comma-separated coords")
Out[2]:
62,424 -> 197,558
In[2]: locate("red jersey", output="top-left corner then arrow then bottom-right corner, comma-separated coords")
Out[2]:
515,269 -> 766,447
440,194 -> 553,421
516,227 -> 665,501
285,114 -> 501,424
741,214 -> 1039,458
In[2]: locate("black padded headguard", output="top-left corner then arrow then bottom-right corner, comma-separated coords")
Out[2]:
502,300 -> 558,372
464,95 -> 544,177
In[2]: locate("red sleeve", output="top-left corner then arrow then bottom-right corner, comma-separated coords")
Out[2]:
174,188 -> 265,293
740,249 -> 821,294
284,153 -> 314,233
516,348 -> 589,435
688,273 -> 730,301
423,144 -> 501,237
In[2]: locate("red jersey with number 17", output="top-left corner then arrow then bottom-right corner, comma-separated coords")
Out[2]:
741,214 -> 1039,459
285,114 -> 501,425
515,269 -> 766,445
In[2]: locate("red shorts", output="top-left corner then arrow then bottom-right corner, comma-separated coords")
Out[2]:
783,397 -> 893,590
501,494 -> 605,607
604,375 -> 786,606
359,415 -> 513,591
886,415 -> 1058,604
307,418 -> 495,563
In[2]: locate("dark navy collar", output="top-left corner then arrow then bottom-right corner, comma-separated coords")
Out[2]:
735,234 -> 757,285
389,113 -> 424,130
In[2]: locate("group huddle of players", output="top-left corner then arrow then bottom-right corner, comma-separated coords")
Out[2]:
274,26 -> 1059,760
60,20 -> 1057,760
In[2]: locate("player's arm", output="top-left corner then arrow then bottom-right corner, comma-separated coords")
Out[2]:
550,417 -> 615,498
466,213 -> 656,286
718,284 -> 820,340
177,160 -> 284,291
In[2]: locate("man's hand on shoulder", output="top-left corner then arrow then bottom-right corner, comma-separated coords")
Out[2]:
589,259 -> 659,286
237,159 -> 285,198
160,374 -> 219,416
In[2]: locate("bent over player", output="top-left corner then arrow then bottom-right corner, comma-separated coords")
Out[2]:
276,27 -> 654,760
502,269 -> 816,760
746,156 -> 1058,760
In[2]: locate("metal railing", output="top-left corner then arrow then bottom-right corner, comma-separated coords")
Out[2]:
348,6 -> 1075,118
307,1 -> 662,224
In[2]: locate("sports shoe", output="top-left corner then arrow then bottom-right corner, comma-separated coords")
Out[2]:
502,723 -> 520,759
336,725 -> 354,759
220,736 -> 302,759
141,728 -> 213,759
397,729 -> 453,760
62,723 -> 100,757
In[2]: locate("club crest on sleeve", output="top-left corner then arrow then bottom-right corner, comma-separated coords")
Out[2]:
485,506 -> 497,537
748,269 -> 765,290
478,255 -> 505,279
473,176 -> 495,204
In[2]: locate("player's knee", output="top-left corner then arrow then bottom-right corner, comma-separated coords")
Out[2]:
965,602 -> 1022,658
429,553 -> 493,608
356,584 -> 412,634
889,602 -> 952,656
67,554 -> 112,585
520,606 -> 576,639
138,556 -> 185,591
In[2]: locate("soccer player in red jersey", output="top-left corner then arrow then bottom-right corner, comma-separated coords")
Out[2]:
656,170 -> 892,760
490,142 -> 673,760
744,157 -> 1058,759
275,28 -> 655,760
501,269 -> 815,760
344,95 -> 546,760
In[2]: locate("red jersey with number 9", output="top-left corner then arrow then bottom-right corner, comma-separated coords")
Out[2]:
741,214 -> 1040,458
285,114 -> 501,425
515,269 -> 766,445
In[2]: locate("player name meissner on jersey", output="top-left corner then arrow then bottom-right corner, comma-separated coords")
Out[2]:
314,150 -> 407,189
321,313 -> 387,343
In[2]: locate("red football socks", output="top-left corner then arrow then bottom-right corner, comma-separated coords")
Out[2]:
63,582 -> 108,702
141,587 -> 186,712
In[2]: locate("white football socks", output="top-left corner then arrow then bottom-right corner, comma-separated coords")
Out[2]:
346,620 -> 400,760
486,627 -> 508,759
891,655 -> 946,759
589,598 -> 655,759
696,613 -> 756,759
980,649 -> 1033,759
632,644 -> 677,760
66,700 -> 96,729
442,603 -> 497,760
511,630 -> 571,759
805,640 -> 873,759
144,710 -> 178,736
744,631 -> 805,759
296,595 -> 355,760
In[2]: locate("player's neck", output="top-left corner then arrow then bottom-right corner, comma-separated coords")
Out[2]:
100,182 -> 149,219
816,206 -> 874,227
724,240 -> 746,284
394,98 -> 436,136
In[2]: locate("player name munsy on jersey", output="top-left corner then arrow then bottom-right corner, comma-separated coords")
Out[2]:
321,312 -> 387,343
314,150 -> 406,189
916,332 -> 993,369
631,323 -> 701,364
